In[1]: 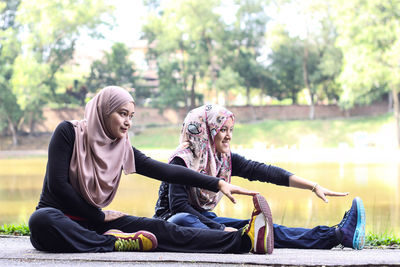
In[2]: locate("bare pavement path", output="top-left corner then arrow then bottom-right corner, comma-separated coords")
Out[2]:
1,236 -> 399,266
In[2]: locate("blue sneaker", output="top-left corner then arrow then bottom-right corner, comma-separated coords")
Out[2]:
335,197 -> 366,249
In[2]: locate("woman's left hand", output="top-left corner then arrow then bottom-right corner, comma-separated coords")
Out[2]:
218,180 -> 258,204
313,185 -> 349,203
103,210 -> 127,222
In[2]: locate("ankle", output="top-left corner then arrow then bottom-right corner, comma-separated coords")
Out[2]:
335,227 -> 343,243
240,232 -> 252,252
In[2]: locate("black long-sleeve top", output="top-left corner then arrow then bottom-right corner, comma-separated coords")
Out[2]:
36,121 -> 221,223
154,154 -> 293,230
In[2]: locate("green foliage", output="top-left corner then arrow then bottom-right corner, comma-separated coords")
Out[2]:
85,42 -> 141,101
267,1 -> 343,106
215,67 -> 243,106
143,0 -> 273,108
334,0 -> 400,107
366,232 -> 400,247
0,0 -> 22,137
229,0 -> 270,105
0,0 -> 113,140
333,0 -> 400,146
143,0 -> 223,109
267,26 -> 304,103
0,223 -> 30,236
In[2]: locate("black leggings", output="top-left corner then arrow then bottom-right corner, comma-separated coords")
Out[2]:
28,207 -> 251,253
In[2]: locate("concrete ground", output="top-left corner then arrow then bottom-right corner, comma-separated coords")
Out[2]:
1,235 -> 399,266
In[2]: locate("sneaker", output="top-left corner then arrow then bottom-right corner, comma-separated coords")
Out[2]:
243,194 -> 274,254
335,197 -> 366,250
104,229 -> 158,251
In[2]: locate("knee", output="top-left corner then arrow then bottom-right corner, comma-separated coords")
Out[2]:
168,213 -> 197,226
29,207 -> 61,233
168,212 -> 208,229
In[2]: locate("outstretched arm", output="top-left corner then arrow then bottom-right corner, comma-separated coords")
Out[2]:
289,174 -> 349,203
133,147 -> 258,203
231,153 -> 347,203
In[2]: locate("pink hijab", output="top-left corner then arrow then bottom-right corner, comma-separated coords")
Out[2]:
169,104 -> 234,210
69,86 -> 136,208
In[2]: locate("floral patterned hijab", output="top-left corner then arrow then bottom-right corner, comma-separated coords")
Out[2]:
169,104 -> 234,210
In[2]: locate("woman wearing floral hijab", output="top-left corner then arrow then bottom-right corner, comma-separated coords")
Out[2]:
154,104 -> 366,251
28,86 -> 275,254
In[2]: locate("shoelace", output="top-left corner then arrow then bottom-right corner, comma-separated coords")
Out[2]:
332,210 -> 349,228
115,238 -> 141,251
242,224 -> 249,235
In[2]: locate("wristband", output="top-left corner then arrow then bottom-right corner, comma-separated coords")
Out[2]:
311,183 -> 318,192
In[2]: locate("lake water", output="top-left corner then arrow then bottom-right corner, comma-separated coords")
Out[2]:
0,150 -> 399,235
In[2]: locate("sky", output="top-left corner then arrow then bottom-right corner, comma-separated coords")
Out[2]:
76,0 -> 147,56
75,0 -> 307,64
100,0 -> 147,47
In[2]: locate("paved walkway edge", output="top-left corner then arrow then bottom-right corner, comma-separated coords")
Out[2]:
1,236 -> 399,266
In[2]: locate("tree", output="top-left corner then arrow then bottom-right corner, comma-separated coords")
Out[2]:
1,0 -> 112,144
86,42 -> 142,102
274,0 -> 343,117
0,0 -> 22,145
334,0 -> 400,146
229,0 -> 270,106
142,0 -> 222,110
215,66 -> 243,106
266,25 -> 304,103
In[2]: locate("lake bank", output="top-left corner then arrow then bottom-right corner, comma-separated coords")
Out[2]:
2,147 -> 400,164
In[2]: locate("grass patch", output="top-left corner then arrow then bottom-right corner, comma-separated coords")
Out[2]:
131,113 -> 395,149
365,232 -> 400,247
132,125 -> 181,149
0,223 -> 30,236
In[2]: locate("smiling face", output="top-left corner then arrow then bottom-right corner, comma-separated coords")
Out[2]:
105,102 -> 135,139
214,117 -> 234,154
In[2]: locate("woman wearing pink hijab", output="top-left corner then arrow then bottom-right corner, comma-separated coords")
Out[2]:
28,86 -> 273,254
154,104 -> 366,251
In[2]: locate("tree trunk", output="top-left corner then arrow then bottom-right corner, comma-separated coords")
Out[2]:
6,114 -> 18,146
179,41 -> 188,109
225,91 -> 230,107
190,74 -> 197,109
30,116 -> 36,135
388,91 -> 393,112
291,88 -> 297,104
205,37 -> 218,104
302,44 -> 315,120
392,88 -> 400,148
246,84 -> 251,106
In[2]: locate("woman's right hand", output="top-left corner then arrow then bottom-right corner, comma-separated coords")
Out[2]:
218,180 -> 258,204
103,210 -> 127,222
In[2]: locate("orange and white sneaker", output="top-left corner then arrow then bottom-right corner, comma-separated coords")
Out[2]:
103,229 -> 158,252
243,194 -> 274,254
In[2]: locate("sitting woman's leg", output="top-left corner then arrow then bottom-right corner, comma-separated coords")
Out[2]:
97,215 -> 251,253
29,207 -> 115,253
167,212 -> 209,229
207,212 -> 249,229
273,224 -> 339,249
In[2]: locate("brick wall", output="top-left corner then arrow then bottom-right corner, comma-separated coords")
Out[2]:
36,101 -> 389,133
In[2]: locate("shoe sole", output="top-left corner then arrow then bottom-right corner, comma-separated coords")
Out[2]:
253,194 -> 274,254
353,197 -> 366,250
136,230 -> 158,251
